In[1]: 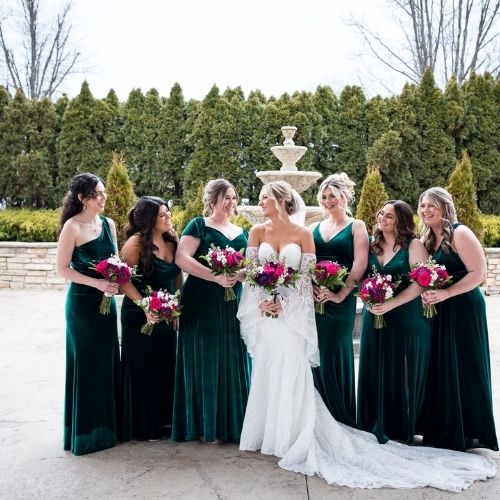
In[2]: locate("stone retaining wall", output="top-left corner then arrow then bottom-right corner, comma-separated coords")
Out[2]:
0,242 -> 499,295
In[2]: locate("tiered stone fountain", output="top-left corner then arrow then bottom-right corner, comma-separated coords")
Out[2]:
238,126 -> 323,225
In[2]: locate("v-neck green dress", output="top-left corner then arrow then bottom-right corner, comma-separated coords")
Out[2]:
64,216 -> 120,455
312,222 -> 357,427
172,217 -> 251,443
421,226 -> 498,451
357,241 -> 432,444
121,256 -> 180,441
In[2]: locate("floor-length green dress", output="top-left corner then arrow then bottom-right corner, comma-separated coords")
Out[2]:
357,242 -> 432,444
121,257 -> 180,441
64,216 -> 120,455
312,223 -> 357,427
172,217 -> 251,442
422,227 -> 498,451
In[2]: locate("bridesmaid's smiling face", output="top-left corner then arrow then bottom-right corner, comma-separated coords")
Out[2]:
214,187 -> 237,217
419,196 -> 442,229
154,204 -> 173,234
377,204 -> 397,234
319,187 -> 340,214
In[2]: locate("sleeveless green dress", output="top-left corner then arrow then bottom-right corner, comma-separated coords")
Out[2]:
172,217 -> 251,442
312,222 -> 357,427
121,257 -> 180,441
421,226 -> 498,451
64,216 -> 120,455
357,242 -> 432,444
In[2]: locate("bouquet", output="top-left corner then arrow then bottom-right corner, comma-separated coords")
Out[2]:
200,244 -> 246,301
134,288 -> 181,335
357,266 -> 400,329
91,255 -> 137,314
310,260 -> 348,314
246,256 -> 300,318
409,257 -> 452,318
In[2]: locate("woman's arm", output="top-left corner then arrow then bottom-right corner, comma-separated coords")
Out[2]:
423,225 -> 487,305
174,235 -> 236,288
371,238 -> 428,315
56,220 -> 118,294
119,235 -> 143,302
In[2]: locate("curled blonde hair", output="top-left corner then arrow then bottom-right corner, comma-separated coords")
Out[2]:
317,172 -> 355,216
418,187 -> 458,254
260,181 -> 298,217
202,179 -> 238,216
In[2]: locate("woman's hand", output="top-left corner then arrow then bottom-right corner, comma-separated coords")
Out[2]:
371,301 -> 396,315
259,297 -> 283,316
95,279 -> 119,295
145,311 -> 160,325
214,274 -> 237,288
422,289 -> 450,305
236,269 -> 246,282
314,285 -> 346,304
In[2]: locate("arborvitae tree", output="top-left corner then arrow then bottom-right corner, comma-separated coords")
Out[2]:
180,181 -> 205,231
366,130 -> 411,201
0,89 -> 30,205
240,90 -> 269,203
365,96 -> 391,146
158,83 -> 189,204
335,86 -> 368,187
447,151 -> 484,243
264,93 -> 292,151
355,167 -> 389,233
462,73 -> 500,213
183,85 -> 241,203
15,150 -> 51,207
443,77 -> 465,156
311,85 -> 339,176
105,153 -> 136,246
56,82 -> 105,201
0,86 -> 11,121
103,89 -> 124,157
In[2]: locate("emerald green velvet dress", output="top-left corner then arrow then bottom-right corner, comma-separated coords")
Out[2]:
357,242 -> 432,444
312,222 -> 357,427
64,216 -> 120,455
172,217 -> 251,442
121,257 -> 180,441
421,227 -> 498,451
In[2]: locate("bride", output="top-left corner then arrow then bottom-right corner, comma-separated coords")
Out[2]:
237,181 -> 496,491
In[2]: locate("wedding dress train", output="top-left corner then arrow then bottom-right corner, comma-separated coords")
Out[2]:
237,243 -> 496,491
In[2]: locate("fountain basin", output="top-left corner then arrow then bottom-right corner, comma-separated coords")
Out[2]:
270,145 -> 307,170
256,170 -> 322,193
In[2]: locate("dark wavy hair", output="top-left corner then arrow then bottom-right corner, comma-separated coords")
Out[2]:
125,196 -> 179,275
371,200 -> 416,256
59,173 -> 101,231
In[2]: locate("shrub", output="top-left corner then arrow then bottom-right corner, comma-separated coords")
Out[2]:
482,215 -> 500,247
355,166 -> 389,233
0,209 -> 59,242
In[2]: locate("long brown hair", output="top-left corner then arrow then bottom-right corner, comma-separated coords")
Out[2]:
371,200 -> 416,255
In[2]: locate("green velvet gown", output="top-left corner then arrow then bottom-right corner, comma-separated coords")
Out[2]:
64,216 -> 120,455
421,226 -> 498,451
312,223 -> 357,427
357,242 -> 432,444
171,217 -> 251,442
121,257 -> 180,441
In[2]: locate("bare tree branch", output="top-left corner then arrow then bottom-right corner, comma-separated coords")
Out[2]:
0,0 -> 80,99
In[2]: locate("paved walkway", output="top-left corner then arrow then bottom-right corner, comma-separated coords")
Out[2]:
0,289 -> 499,499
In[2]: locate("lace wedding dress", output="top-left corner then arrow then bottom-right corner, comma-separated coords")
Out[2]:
237,243 -> 496,491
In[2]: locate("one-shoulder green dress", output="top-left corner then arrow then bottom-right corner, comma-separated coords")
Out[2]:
172,217 -> 251,442
421,227 -> 498,451
64,216 -> 120,455
121,257 -> 180,441
312,222 -> 357,427
357,243 -> 432,444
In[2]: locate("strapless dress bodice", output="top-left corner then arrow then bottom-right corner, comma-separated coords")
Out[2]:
258,242 -> 302,269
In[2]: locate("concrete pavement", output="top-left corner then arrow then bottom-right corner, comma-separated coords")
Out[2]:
0,289 -> 499,500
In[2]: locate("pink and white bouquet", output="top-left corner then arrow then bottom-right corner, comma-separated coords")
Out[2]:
91,255 -> 137,314
134,288 -> 181,335
200,244 -> 246,301
310,260 -> 348,314
409,257 -> 452,318
246,257 -> 301,318
357,267 -> 400,329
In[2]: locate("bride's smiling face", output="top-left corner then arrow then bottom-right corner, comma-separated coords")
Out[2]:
258,190 -> 279,216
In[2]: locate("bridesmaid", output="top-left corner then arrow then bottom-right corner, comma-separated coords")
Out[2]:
172,179 -> 250,444
56,173 -> 120,455
310,173 -> 368,426
357,200 -> 431,444
419,187 -> 498,451
119,196 -> 182,441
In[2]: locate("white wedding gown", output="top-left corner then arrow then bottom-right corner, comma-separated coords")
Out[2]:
237,243 -> 497,491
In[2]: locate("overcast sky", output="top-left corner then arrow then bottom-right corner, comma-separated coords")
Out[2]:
3,0 -> 409,100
